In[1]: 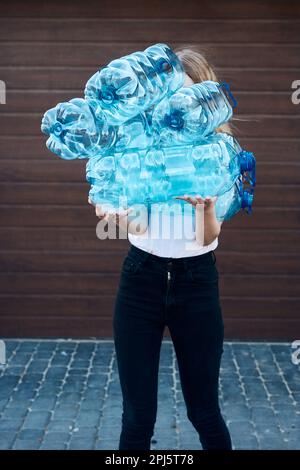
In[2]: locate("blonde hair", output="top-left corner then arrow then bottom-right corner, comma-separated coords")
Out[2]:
174,45 -> 233,135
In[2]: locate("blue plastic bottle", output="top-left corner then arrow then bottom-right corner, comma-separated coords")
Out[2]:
84,43 -> 185,125
86,132 -> 256,212
215,179 -> 254,221
152,81 -> 237,144
41,98 -> 154,160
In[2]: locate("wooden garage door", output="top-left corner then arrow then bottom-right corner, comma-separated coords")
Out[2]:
0,0 -> 299,339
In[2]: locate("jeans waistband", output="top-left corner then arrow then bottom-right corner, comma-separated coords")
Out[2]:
127,243 -> 216,269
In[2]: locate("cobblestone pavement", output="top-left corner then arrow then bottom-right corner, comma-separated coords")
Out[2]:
0,340 -> 299,450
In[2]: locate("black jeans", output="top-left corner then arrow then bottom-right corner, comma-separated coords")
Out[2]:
113,243 -> 232,450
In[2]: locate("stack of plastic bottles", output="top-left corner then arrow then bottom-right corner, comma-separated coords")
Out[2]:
41,43 -> 256,221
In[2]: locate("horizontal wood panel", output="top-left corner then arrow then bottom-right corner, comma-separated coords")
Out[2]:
223,318 -> 299,341
0,0 -> 299,19
0,316 -> 296,341
2,114 -> 299,138
0,183 -> 89,204
1,43 -> 300,67
239,139 -> 300,162
1,160 -> 299,184
0,273 -> 298,297
220,70 -> 300,93
1,67 -> 298,92
1,137 -> 299,162
0,296 -> 299,320
5,90 -> 298,115
0,227 -> 299,252
1,251 -> 299,274
0,207 -> 298,229
0,159 -> 87,182
1,19 -> 299,43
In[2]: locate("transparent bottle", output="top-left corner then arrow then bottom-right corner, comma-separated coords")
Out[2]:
86,132 -> 255,209
152,81 -> 237,145
41,98 -> 153,160
215,179 -> 254,221
84,43 -> 185,125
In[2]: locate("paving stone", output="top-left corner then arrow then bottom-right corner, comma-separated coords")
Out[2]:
249,405 -> 277,423
13,439 -> 41,450
31,397 -> 57,409
99,414 -> 121,427
68,438 -> 95,450
227,420 -> 256,438
154,438 -> 178,450
40,441 -> 67,450
46,419 -> 75,433
72,426 -> 98,439
0,431 -> 16,449
17,428 -> 44,440
79,398 -> 104,411
1,366 -> 25,376
76,410 -> 101,427
22,411 -> 52,429
43,431 -> 70,443
37,342 -> 57,351
0,418 -> 24,431
264,380 -> 290,396
94,438 -> 118,450
1,407 -> 28,419
52,406 -> 78,419
10,354 -> 33,366
258,437 -> 288,450
58,392 -> 82,404
222,403 -> 252,421
98,425 -> 120,439
34,351 -> 54,359
232,436 -> 259,450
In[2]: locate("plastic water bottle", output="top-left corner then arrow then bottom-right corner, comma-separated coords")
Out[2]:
41,98 -> 154,160
152,81 -> 237,144
190,132 -> 255,197
86,151 -> 148,208
215,179 -> 254,221
86,132 -> 255,210
84,43 -> 185,125
88,184 -> 124,213
156,132 -> 252,199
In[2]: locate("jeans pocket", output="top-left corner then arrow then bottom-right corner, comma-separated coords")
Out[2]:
121,254 -> 147,276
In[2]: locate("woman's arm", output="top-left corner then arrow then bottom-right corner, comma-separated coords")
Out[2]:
195,197 -> 222,246
174,195 -> 222,246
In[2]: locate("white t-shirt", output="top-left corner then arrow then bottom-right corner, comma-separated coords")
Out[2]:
128,201 -> 218,258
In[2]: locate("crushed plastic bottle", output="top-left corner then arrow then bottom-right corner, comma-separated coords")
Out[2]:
84,43 -> 185,125
86,132 -> 256,213
41,98 -> 154,159
152,80 -> 237,144
215,178 -> 254,221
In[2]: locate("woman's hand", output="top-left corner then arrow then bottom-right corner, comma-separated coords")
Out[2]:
88,198 -> 148,235
173,194 -> 217,212
88,197 -> 132,224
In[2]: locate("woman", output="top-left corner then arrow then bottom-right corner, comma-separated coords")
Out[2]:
91,45 -> 233,450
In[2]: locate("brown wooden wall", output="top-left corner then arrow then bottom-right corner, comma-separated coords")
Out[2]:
0,0 -> 300,339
